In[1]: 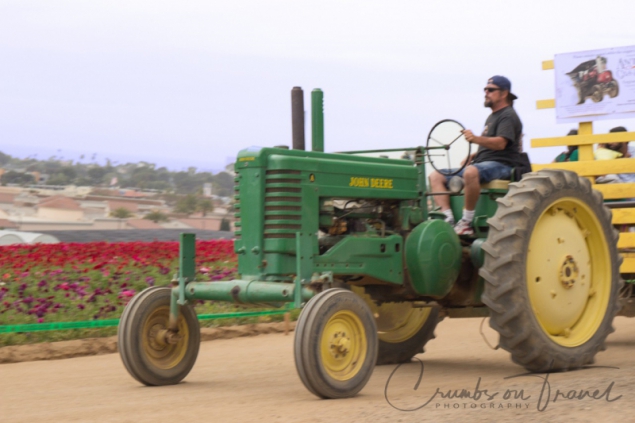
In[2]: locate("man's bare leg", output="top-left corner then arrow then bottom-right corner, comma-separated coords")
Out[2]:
452,165 -> 480,234
429,170 -> 450,210
462,166 -> 480,212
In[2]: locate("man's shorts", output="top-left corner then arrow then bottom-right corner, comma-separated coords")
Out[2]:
442,161 -> 512,185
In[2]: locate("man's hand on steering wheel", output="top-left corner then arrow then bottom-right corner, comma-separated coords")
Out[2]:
462,129 -> 477,143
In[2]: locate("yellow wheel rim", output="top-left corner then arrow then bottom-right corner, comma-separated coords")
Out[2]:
141,305 -> 190,370
320,310 -> 367,381
374,303 -> 431,343
351,286 -> 431,343
527,197 -> 611,347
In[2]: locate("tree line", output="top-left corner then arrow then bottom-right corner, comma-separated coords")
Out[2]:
0,152 -> 235,197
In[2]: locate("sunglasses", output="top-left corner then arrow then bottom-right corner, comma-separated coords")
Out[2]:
484,87 -> 501,93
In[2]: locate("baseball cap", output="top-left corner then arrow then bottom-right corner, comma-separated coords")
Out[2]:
488,75 -> 518,100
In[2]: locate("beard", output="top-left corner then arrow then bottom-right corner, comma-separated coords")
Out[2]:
484,98 -> 492,107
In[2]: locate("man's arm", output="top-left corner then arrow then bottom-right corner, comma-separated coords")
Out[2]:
462,130 -> 508,150
461,152 -> 478,165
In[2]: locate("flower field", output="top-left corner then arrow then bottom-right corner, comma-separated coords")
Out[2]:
0,239 -> 268,346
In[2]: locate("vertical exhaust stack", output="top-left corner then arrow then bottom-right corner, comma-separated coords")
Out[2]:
291,87 -> 305,150
311,88 -> 324,152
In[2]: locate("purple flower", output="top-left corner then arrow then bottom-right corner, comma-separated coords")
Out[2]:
145,276 -> 155,286
22,296 -> 34,304
77,304 -> 85,310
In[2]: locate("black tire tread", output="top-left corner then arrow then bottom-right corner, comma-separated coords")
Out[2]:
480,169 -> 622,372
294,288 -> 378,399
119,286 -> 200,386
118,286 -> 163,384
375,307 -> 441,365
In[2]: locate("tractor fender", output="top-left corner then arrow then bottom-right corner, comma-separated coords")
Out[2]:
405,219 -> 462,297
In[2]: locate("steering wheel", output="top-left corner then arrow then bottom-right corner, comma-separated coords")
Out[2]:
425,119 -> 472,176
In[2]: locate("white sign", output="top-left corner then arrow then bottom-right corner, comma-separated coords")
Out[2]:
554,45 -> 635,123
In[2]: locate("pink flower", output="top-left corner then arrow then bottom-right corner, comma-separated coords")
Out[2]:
37,317 -> 44,323
200,267 -> 210,274
118,289 -> 135,299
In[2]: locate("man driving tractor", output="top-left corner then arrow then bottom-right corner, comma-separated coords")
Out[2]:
429,75 -> 523,235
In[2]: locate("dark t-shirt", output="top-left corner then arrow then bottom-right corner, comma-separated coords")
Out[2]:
472,106 -> 523,167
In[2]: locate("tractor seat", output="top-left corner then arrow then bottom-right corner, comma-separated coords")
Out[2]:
481,179 -> 509,190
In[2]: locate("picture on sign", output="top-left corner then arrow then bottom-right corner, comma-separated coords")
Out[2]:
554,45 -> 635,123
566,56 -> 619,105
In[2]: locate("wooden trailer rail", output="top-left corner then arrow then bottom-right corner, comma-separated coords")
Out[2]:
531,60 -> 635,274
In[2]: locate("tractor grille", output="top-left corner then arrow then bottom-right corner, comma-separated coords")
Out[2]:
264,170 -> 302,239
234,176 -> 241,239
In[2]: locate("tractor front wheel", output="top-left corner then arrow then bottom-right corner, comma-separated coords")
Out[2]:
294,288 -> 378,399
350,286 -> 440,365
481,169 -> 621,372
118,286 -> 200,386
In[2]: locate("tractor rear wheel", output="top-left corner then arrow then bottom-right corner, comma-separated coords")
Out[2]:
118,286 -> 200,386
351,287 -> 440,365
591,85 -> 604,102
294,288 -> 378,399
481,169 -> 621,372
607,80 -> 619,98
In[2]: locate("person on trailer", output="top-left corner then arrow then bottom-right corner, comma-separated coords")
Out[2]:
603,126 -> 635,183
429,75 -> 523,235
553,129 -> 579,162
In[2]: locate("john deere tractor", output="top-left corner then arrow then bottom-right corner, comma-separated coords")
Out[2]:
118,88 -> 621,399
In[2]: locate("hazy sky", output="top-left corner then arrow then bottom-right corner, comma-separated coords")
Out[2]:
1,1 -> 634,171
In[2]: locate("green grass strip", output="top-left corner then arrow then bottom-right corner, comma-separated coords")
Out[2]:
0,309 -> 290,334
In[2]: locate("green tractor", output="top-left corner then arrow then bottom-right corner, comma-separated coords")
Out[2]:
118,89 -> 621,399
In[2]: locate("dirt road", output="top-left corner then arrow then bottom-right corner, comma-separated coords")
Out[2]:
3,317 -> 635,423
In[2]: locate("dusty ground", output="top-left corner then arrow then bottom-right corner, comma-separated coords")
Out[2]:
2,317 -> 634,423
